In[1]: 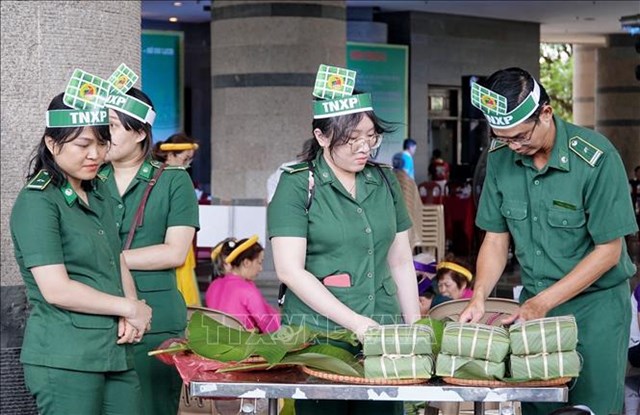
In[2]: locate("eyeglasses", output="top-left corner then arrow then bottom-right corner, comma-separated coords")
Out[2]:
347,133 -> 383,153
490,120 -> 538,145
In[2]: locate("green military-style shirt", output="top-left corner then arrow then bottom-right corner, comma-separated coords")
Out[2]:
267,151 -> 413,332
10,173 -> 133,372
98,159 -> 200,333
476,115 -> 638,295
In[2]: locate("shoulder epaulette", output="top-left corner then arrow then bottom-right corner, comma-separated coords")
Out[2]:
281,162 -> 309,174
26,170 -> 52,190
569,136 -> 603,167
96,164 -> 111,182
489,139 -> 508,152
164,165 -> 186,170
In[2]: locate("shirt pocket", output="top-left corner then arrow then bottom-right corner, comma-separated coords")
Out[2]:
546,208 -> 588,258
135,272 -> 174,292
500,200 -> 528,245
381,278 -> 398,296
70,313 -> 116,329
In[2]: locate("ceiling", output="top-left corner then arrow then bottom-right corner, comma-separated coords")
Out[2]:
141,0 -> 640,44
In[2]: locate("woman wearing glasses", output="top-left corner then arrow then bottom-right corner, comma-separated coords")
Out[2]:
268,65 -> 421,415
459,67 -> 637,415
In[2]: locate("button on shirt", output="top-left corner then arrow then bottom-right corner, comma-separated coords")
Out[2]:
476,116 -> 637,296
10,179 -> 131,372
267,152 -> 412,331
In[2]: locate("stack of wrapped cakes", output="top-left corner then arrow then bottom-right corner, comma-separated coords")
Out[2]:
509,316 -> 581,381
362,324 -> 435,380
435,322 -> 511,379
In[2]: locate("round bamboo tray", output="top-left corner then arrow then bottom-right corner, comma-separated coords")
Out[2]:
301,366 -> 430,385
442,376 -> 571,387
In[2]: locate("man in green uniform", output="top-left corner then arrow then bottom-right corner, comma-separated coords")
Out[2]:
459,67 -> 637,414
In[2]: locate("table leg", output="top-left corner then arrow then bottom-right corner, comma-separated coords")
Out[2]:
474,401 -> 485,415
268,398 -> 278,415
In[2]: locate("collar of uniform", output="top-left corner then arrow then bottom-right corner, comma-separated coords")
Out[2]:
546,115 -> 570,172
512,115 -> 570,172
59,181 -> 79,206
136,159 -> 158,181
313,150 -> 382,186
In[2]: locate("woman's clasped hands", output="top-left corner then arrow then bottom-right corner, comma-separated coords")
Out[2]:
117,299 -> 153,344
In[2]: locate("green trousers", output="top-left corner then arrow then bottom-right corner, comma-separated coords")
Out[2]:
521,281 -> 630,415
134,331 -> 184,415
23,364 -> 142,415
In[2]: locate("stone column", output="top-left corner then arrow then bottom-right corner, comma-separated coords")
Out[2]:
0,2 -> 140,412
572,44 -> 597,129
595,34 -> 640,176
210,0 -> 346,199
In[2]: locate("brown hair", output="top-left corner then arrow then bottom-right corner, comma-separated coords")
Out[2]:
434,254 -> 474,290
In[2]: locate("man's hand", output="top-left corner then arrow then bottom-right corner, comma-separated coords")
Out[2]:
458,299 -> 485,323
501,296 -> 549,325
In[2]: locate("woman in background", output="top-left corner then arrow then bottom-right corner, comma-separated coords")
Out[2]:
152,132 -> 202,306
206,236 -> 281,333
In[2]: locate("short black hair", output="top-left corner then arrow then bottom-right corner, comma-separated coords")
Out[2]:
403,138 -> 416,150
483,67 -> 551,122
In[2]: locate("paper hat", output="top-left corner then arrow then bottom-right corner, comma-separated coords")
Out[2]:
312,64 -> 373,119
104,63 -> 156,126
470,78 -> 541,129
46,69 -> 111,128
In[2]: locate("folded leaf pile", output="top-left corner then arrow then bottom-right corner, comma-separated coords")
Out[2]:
508,316 -> 580,381
435,323 -> 510,380
362,324 -> 435,380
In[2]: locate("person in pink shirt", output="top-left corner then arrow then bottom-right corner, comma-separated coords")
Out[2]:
434,255 -> 474,301
205,235 -> 281,333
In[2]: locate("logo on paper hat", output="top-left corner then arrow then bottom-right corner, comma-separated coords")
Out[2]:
45,68 -> 110,128
104,63 -> 155,126
312,64 -> 372,119
470,79 -> 541,129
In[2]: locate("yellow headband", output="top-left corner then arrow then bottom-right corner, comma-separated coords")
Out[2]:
437,261 -> 473,281
159,143 -> 199,152
224,235 -> 259,264
210,239 -> 230,261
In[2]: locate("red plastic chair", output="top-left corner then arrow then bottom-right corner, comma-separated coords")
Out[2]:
418,181 -> 444,204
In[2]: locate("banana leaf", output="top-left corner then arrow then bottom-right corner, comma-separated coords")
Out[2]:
363,324 -> 435,356
187,312 -> 317,364
509,316 -> 578,355
435,353 -> 506,380
219,344 -> 364,377
441,322 -> 510,363
364,355 -> 433,379
415,317 -> 444,355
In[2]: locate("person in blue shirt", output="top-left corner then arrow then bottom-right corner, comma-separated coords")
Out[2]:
401,138 -> 416,179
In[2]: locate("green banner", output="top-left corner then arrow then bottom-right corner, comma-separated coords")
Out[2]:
141,30 -> 184,142
346,42 -> 408,163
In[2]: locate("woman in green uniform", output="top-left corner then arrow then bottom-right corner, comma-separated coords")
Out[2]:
268,65 -> 421,415
100,85 -> 199,415
10,89 -> 152,414
459,67 -> 637,414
